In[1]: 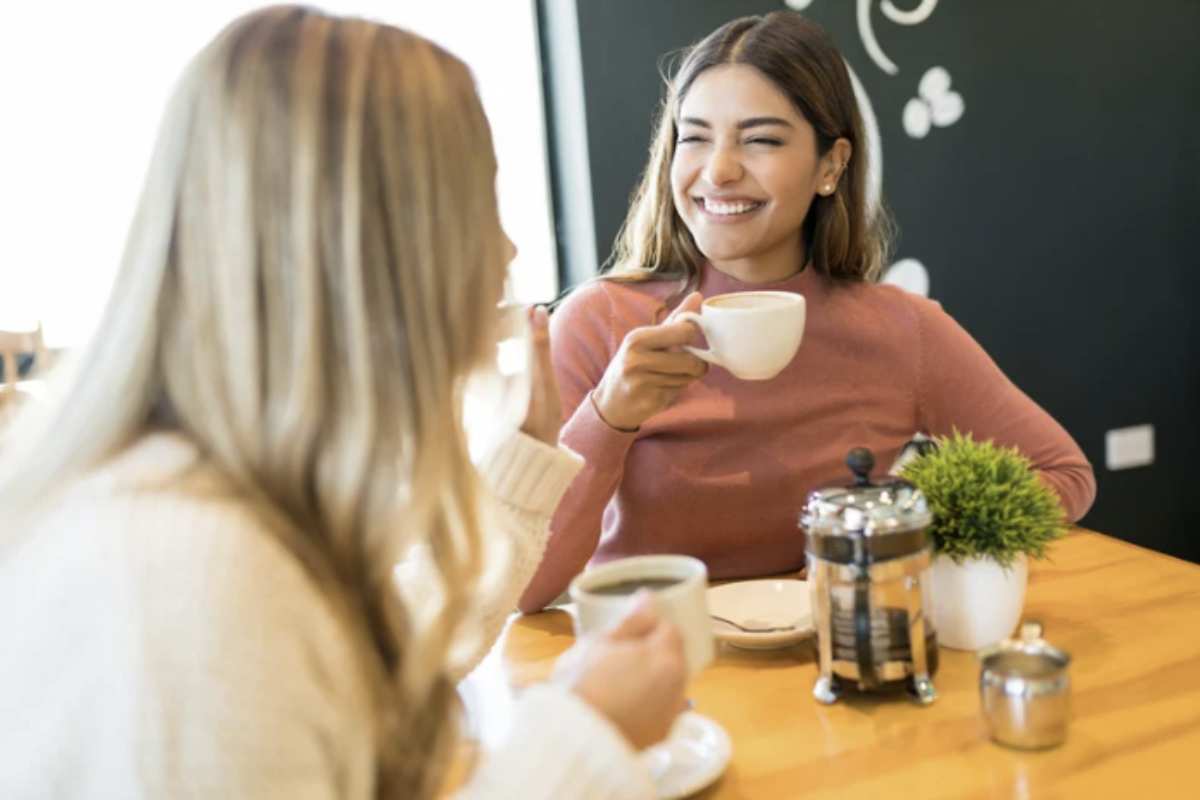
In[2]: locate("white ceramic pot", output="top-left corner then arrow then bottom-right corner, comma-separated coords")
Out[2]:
929,553 -> 1028,651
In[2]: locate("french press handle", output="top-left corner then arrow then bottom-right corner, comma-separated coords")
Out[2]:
854,570 -> 880,690
846,447 -> 881,688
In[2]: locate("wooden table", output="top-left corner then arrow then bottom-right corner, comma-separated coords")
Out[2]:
455,531 -> 1200,798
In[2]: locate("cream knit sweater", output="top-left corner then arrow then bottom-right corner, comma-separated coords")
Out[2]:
0,431 -> 654,799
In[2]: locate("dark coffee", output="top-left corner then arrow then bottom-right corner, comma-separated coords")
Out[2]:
586,577 -> 683,596
830,605 -> 940,675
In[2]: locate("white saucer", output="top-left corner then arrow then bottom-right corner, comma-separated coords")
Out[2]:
707,579 -> 814,650
640,711 -> 732,799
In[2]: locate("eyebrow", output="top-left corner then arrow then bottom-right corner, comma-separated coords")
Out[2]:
678,116 -> 794,130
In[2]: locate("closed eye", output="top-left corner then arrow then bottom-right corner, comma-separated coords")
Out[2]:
676,135 -> 708,144
745,137 -> 784,147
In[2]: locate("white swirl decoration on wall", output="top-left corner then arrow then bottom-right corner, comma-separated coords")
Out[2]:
856,0 -> 939,75
879,0 -> 939,28
785,0 -> 959,297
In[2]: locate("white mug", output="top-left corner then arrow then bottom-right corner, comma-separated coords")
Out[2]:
676,290 -> 806,380
569,555 -> 714,677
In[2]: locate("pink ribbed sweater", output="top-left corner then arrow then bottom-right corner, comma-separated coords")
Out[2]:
519,264 -> 1096,611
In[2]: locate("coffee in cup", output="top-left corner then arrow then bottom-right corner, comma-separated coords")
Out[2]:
675,290 -> 805,380
569,555 -> 714,677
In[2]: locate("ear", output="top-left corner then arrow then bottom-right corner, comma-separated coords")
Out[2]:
816,138 -> 853,197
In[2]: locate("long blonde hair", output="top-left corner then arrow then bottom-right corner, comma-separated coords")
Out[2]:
608,11 -> 893,290
0,6 -> 506,795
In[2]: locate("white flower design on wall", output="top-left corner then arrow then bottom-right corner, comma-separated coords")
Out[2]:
902,66 -> 965,139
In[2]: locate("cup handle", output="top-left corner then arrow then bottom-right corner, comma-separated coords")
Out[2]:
674,311 -> 723,368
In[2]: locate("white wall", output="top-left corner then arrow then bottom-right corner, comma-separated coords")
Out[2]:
0,1 -> 557,346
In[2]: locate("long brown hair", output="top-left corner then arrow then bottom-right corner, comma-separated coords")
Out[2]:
608,11 -> 892,290
0,6 -> 506,796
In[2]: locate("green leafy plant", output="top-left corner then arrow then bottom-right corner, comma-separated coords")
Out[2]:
899,431 -> 1066,567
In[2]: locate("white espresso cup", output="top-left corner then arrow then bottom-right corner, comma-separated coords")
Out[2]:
675,290 -> 806,380
569,555 -> 714,677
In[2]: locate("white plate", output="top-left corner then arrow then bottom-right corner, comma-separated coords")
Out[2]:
640,712 -> 732,799
707,579 -> 814,650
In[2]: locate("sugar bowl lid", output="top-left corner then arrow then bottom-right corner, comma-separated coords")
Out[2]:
979,621 -> 1071,670
801,447 -> 932,540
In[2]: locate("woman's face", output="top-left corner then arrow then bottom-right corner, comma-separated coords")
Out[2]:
670,64 -> 836,281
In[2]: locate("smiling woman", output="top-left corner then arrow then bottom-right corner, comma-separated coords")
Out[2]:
518,10 -> 1095,613
602,11 -> 891,297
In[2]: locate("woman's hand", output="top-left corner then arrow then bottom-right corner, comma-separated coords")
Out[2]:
520,305 -> 563,446
591,292 -> 708,431
554,593 -> 687,750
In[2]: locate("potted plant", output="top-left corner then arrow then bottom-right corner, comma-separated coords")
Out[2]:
899,431 -> 1067,650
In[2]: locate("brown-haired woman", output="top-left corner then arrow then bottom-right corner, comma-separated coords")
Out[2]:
519,12 -> 1095,611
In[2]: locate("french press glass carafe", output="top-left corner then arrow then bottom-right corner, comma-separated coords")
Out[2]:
801,448 -> 939,705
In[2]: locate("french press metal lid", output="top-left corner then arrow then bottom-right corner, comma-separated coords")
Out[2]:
801,448 -> 932,564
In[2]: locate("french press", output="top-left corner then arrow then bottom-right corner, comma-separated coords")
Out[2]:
801,448 -> 939,705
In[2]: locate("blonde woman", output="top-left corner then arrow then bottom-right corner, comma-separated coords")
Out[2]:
0,7 -> 683,799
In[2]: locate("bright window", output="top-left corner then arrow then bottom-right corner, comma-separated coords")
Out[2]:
0,1 -> 557,347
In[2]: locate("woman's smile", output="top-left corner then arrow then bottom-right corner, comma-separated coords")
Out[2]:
693,196 -> 768,220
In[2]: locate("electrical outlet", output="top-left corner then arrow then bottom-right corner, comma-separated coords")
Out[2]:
1105,425 -> 1154,471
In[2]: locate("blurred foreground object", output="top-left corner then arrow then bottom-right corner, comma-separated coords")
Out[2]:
0,323 -> 47,429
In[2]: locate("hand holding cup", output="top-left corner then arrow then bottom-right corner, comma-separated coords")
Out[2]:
591,292 -> 709,431
555,593 -> 688,749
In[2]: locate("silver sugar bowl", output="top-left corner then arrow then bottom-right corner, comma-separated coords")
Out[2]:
979,621 -> 1071,749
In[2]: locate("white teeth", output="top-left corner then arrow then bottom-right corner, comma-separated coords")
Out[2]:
703,199 -> 762,216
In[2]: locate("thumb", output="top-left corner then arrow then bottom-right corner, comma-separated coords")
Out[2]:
520,304 -> 562,445
664,291 -> 704,323
606,591 -> 660,641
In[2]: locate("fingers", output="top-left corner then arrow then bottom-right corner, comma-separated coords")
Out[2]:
629,292 -> 705,350
629,319 -> 703,351
649,621 -> 688,720
527,304 -> 554,383
649,614 -> 685,659
527,304 -> 551,344
595,292 -> 708,432
633,349 -> 709,379
519,304 -> 563,445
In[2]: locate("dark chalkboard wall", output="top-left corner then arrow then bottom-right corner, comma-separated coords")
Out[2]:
537,0 -> 1200,562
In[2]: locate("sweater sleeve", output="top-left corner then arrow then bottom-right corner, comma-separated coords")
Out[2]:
393,430 -> 583,679
518,283 -> 639,612
438,431 -> 585,678
435,435 -> 653,798
911,295 -> 1097,521
456,684 -> 655,800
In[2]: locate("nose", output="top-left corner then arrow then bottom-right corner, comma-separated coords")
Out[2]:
503,233 -> 518,264
701,145 -> 743,186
